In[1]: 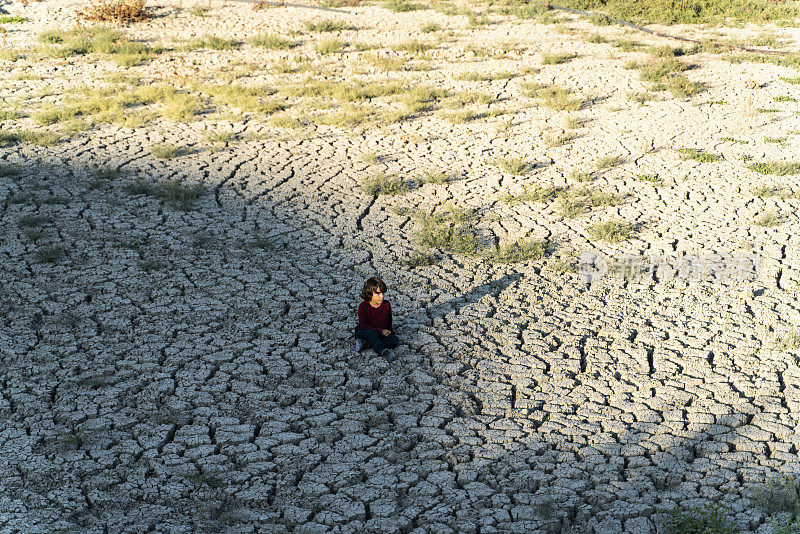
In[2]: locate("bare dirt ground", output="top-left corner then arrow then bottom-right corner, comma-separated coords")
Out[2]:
2,0 -> 800,532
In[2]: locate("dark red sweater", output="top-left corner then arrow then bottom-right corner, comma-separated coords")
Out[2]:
356,300 -> 393,333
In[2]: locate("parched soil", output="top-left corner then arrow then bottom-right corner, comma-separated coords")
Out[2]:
2,0 -> 800,532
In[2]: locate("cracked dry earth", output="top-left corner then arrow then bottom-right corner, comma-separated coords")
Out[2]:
2,1 -> 800,533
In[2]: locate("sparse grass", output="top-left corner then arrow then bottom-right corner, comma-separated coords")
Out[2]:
549,256 -> 577,273
780,77 -> 800,85
414,207 -> 481,255
250,33 -> 296,49
628,91 -> 656,104
401,86 -> 447,113
151,144 -> 191,159
589,220 -> 632,242
0,16 -> 26,23
564,116 -> 582,129
596,155 -> 621,169
18,215 -> 49,228
361,172 -> 409,196
757,108 -> 780,113
586,33 -> 607,44
316,38 -> 345,54
488,239 -> 546,263
414,170 -> 450,185
322,106 -> 377,128
393,40 -> 434,54
270,115 -> 304,129
455,71 -> 517,81
0,163 -> 21,177
754,211 -> 781,227
772,517 -> 800,534
541,52 -> 576,65
305,19 -> 352,32
362,54 -> 406,71
502,185 -> 565,204
446,91 -> 494,108
638,57 -> 687,81
765,137 -> 787,144
662,504 -> 735,534
721,137 -> 746,144
124,178 -> 203,210
36,245 -> 66,263
543,131 -> 575,147
677,147 -> 721,163
522,83 -> 584,111
558,196 -> 588,218
636,173 -> 663,186
612,39 -> 643,51
403,249 -> 436,268
774,95 -> 797,103
569,170 -> 595,182
383,0 -> 424,11
361,152 -> 379,164
195,35 -> 240,50
496,157 -> 530,175
468,13 -> 491,27
751,473 -> 800,515
442,110 -> 485,123
420,22 -> 442,33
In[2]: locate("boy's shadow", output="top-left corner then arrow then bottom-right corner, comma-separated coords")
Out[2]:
400,273 -> 523,340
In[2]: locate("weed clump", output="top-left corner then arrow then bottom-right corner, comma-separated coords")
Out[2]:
489,239 -> 546,263
414,208 -> 481,255
502,185 -> 565,204
677,147 -> 721,162
383,0 -> 424,11
748,161 -> 800,176
124,178 -> 203,210
496,157 -> 530,175
403,250 -> 436,268
541,52 -> 577,65
361,172 -> 409,196
754,211 -> 781,227
76,0 -> 153,24
250,34 -> 296,49
305,19 -> 352,32
521,83 -> 584,111
662,503 -> 735,534
589,220 -> 632,242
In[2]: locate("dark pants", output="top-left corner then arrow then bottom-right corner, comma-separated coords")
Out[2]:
355,329 -> 399,355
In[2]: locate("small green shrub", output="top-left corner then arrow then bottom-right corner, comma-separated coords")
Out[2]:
36,245 -> 66,263
502,185 -> 564,204
151,144 -> 190,159
415,170 -> 450,185
200,35 -> 240,50
754,211 -> 781,227
523,83 -> 584,111
420,23 -> 442,33
662,503 -> 736,534
489,239 -> 546,263
677,147 -> 721,162
541,52 -> 577,65
124,178 -> 203,210
403,250 -> 436,268
383,0 -> 424,11
496,157 -> 530,175
316,38 -> 345,54
771,517 -> 800,534
586,33 -> 607,44
0,16 -> 26,24
596,155 -> 621,169
748,161 -> 800,176
443,110 -> 485,123
589,220 -> 632,243
305,19 -> 352,32
361,172 -> 409,196
393,40 -> 434,54
0,163 -> 21,177
751,474 -> 800,516
250,33 -> 296,49
413,207 -> 480,255
636,174 -> 663,185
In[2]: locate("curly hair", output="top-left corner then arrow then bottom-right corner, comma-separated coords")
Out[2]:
360,277 -> 387,301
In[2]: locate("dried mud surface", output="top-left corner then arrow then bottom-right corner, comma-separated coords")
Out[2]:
2,1 -> 800,532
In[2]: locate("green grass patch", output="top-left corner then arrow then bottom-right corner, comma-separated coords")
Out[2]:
754,211 -> 782,227
774,95 -> 797,103
442,110 -> 485,123
414,207 -> 481,255
305,19 -> 352,32
151,143 -> 191,159
502,185 -> 565,204
361,172 -> 409,196
400,86 -> 448,113
414,170 -> 450,185
488,239 -> 546,263
316,38 -> 345,54
522,83 -> 584,111
780,76 -> 800,85
36,245 -> 66,263
383,0 -> 424,11
0,16 -> 26,23
496,157 -> 531,175
662,503 -> 735,534
596,155 -> 621,169
250,33 -> 297,49
124,178 -> 204,210
402,249 -> 436,268
586,33 -> 607,44
589,220 -> 632,242
612,39 -> 643,51
677,147 -> 721,162
393,40 -> 434,54
635,173 -> 663,185
420,22 -> 442,33
556,0 -> 798,25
